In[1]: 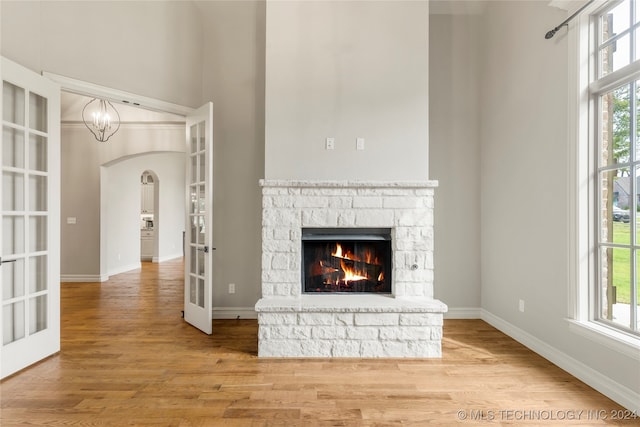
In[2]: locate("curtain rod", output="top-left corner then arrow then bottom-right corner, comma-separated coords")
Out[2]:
545,0 -> 597,39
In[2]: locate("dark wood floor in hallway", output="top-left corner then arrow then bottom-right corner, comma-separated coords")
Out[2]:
0,259 -> 635,426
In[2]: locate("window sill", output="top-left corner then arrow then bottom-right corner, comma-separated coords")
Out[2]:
567,319 -> 640,361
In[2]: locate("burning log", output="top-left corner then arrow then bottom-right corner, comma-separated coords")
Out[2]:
307,257 -> 381,279
309,261 -> 339,277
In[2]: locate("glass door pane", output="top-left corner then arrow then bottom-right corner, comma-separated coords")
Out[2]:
3,82 -> 25,125
29,295 -> 47,334
2,171 -> 25,211
3,302 -> 25,345
2,258 -> 24,300
29,134 -> 47,172
29,92 -> 47,132
3,126 -> 24,168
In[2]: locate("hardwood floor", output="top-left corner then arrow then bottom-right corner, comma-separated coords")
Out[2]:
0,259 -> 636,426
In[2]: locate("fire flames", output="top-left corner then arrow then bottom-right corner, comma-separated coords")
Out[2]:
331,244 -> 380,264
331,244 -> 381,283
340,259 -> 368,282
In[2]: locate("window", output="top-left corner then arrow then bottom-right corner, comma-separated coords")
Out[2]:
592,0 -> 640,336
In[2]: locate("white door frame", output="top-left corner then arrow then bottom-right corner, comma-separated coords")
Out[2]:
42,72 -> 194,116
43,73 -> 194,281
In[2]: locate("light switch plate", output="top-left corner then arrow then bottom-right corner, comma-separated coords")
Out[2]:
356,137 -> 365,150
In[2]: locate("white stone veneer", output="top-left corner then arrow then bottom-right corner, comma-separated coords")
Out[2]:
255,180 -> 447,358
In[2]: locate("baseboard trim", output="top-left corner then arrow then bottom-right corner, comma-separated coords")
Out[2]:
108,263 -> 141,277
60,274 -> 106,283
481,309 -> 640,413
156,253 -> 183,263
212,307 -> 257,320
444,307 -> 481,319
62,257 -> 182,283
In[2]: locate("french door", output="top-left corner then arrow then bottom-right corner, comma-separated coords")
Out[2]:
1,57 -> 60,378
184,103 -> 214,334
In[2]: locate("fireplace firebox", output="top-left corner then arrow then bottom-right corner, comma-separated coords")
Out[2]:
302,228 -> 392,294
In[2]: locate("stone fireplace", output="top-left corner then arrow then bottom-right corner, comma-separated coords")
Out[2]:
255,180 -> 447,358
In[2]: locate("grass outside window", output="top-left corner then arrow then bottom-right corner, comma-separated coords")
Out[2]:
612,222 -> 633,304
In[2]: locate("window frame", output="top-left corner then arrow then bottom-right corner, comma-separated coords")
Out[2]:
592,0 -> 640,337
568,0 -> 640,355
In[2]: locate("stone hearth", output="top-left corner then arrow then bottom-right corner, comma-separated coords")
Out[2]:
255,180 -> 447,358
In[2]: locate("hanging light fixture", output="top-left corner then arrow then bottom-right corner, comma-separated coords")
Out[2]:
82,98 -> 120,142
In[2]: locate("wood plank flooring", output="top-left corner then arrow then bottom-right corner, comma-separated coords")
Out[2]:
0,259 -> 636,426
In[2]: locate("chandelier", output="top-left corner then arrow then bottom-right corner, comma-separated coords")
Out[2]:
82,98 -> 120,142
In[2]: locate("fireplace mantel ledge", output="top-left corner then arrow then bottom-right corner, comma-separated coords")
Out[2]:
255,295 -> 448,314
259,179 -> 439,189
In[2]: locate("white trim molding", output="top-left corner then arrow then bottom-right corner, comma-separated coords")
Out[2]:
482,309 -> 640,413
60,274 -> 107,283
155,253 -> 184,264
62,122 -> 185,130
43,71 -> 194,116
566,0 -> 594,325
107,262 -> 141,278
567,319 -> 640,361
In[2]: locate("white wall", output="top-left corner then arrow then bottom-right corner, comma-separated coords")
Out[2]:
60,128 -> 102,277
1,0 -> 203,107
264,0 -> 430,181
103,152 -> 184,276
480,1 -> 639,406
156,160 -> 186,263
61,124 -> 185,280
197,1 -> 266,314
429,13 -> 482,314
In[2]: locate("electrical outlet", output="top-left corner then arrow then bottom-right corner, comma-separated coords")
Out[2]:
519,299 -> 525,313
325,137 -> 335,150
356,137 -> 365,150
228,283 -> 236,294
